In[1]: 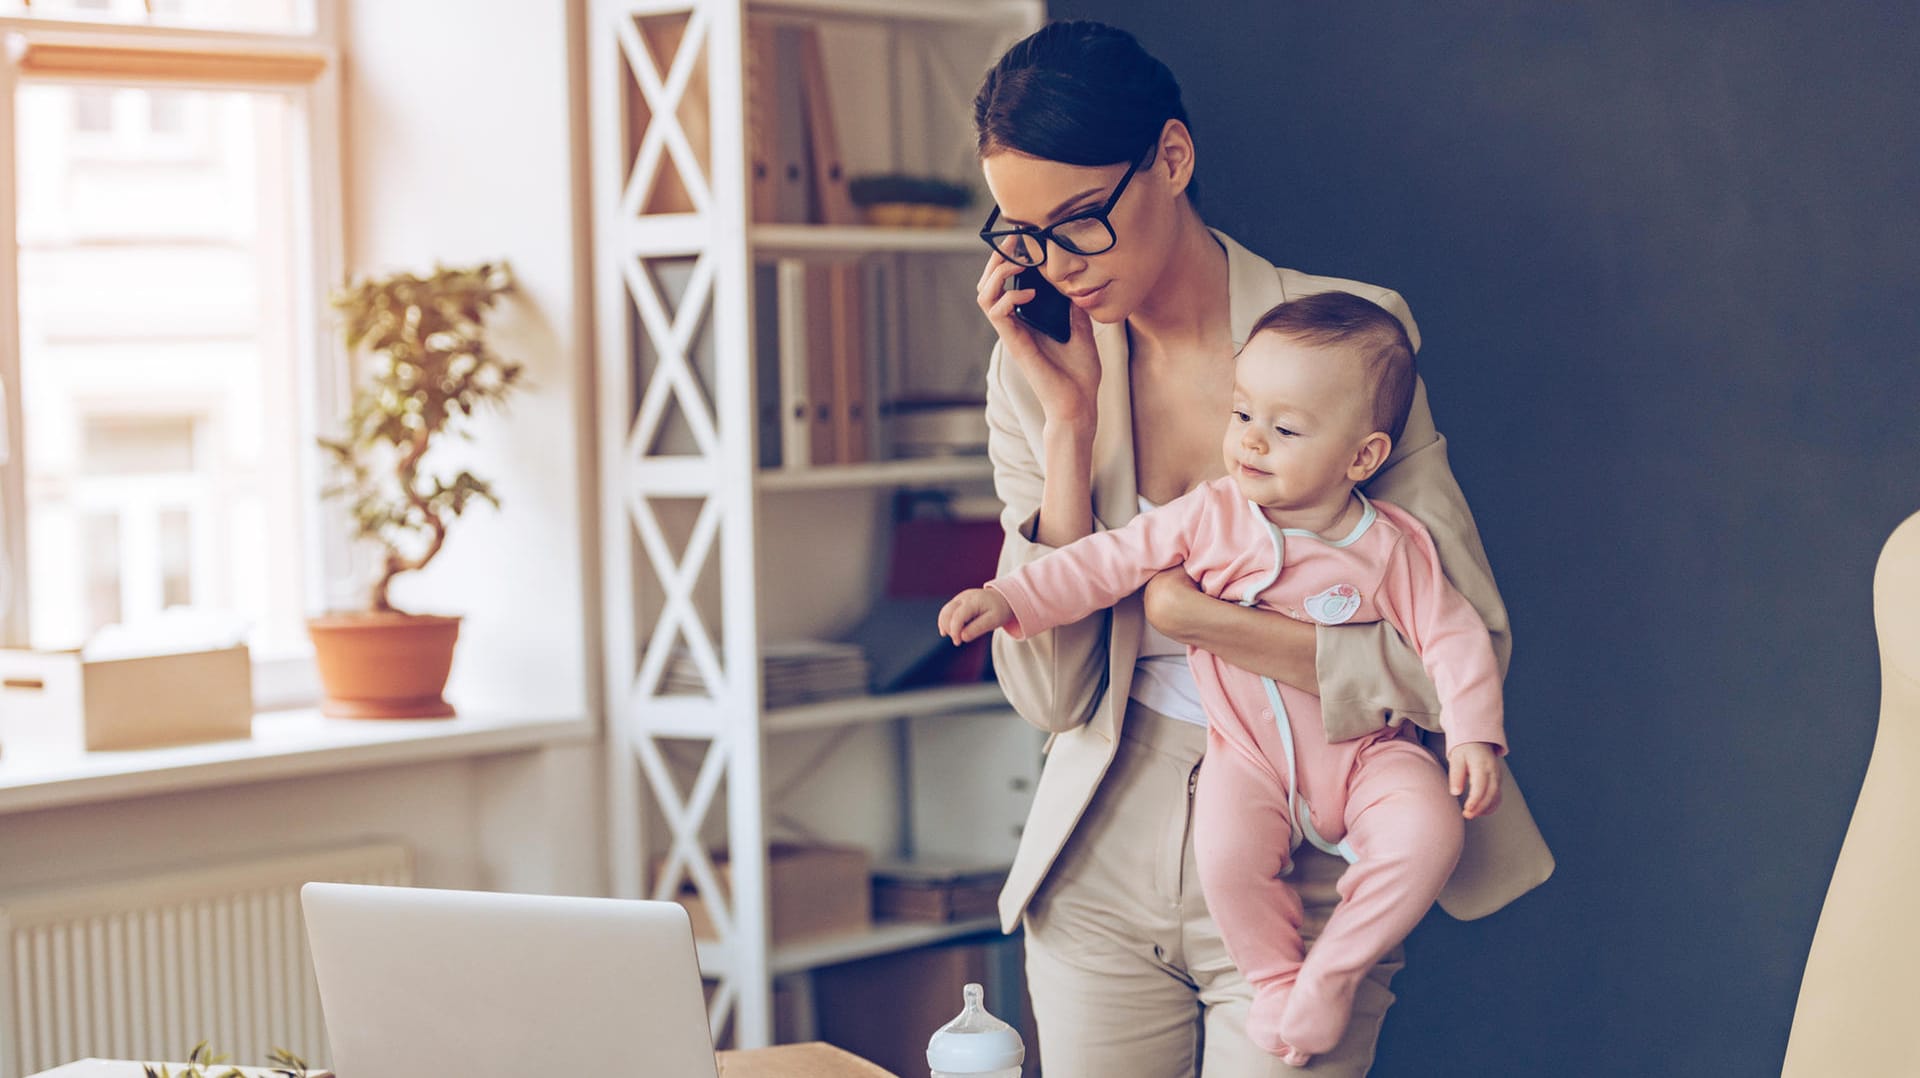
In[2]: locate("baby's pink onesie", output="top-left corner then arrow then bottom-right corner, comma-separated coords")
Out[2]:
988,476 -> 1506,1060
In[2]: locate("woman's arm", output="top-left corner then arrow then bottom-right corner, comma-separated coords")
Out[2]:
1319,377 -> 1511,742
1142,569 -> 1320,690
1033,421 -> 1094,547
978,258 -> 1116,733
985,349 -> 1108,734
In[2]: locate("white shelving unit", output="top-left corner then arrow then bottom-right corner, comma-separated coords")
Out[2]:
757,455 -> 991,492
590,0 -> 1042,1049
697,914 -> 1003,978
750,223 -> 982,255
765,681 -> 1006,734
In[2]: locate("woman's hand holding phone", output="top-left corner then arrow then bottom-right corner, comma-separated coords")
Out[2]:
976,252 -> 1101,432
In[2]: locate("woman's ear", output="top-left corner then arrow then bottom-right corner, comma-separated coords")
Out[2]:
1347,432 -> 1394,483
1157,118 -> 1197,199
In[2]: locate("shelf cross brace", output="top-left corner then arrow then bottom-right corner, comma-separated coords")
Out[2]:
615,6 -> 715,219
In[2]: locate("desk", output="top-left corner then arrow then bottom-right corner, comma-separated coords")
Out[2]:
719,1042 -> 900,1076
31,1044 -> 898,1078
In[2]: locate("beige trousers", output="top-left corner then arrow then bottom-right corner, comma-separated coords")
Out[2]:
1023,702 -> 1402,1077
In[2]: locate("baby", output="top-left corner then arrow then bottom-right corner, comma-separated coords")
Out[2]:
940,291 -> 1505,1066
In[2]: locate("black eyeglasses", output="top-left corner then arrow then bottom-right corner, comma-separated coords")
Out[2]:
979,152 -> 1146,268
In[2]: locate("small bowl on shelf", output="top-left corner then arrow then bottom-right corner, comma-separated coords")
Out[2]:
883,396 -> 989,458
862,203 -> 963,229
849,174 -> 973,231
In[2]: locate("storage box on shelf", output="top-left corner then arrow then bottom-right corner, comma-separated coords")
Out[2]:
870,859 -> 1008,924
0,645 -> 252,755
675,842 -> 873,947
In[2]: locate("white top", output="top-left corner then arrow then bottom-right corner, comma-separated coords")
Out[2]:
1127,495 -> 1210,727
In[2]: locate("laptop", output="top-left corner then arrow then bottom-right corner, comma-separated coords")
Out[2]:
301,882 -> 719,1077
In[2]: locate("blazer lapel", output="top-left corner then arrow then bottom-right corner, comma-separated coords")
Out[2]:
1088,316 -> 1140,739
1090,315 -> 1138,529
1218,228 -> 1287,348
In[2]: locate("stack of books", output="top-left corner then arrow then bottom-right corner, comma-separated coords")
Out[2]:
663,641 -> 870,709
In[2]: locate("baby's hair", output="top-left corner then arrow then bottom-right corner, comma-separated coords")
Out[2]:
1247,292 -> 1417,444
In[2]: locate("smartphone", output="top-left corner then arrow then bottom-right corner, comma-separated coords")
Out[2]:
1011,268 -> 1073,345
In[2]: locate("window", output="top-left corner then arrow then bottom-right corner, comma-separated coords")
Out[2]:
2,0 -> 309,35
64,86 -> 211,161
2,2 -> 339,702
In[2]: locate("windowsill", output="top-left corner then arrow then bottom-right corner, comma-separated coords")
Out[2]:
0,707 -> 595,816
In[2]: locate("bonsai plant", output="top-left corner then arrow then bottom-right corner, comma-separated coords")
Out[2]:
144,1043 -> 322,1078
308,261 -> 523,719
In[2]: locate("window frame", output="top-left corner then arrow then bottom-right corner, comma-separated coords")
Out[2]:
0,3 -> 347,708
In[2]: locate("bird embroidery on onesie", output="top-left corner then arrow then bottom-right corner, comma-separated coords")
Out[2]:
1302,583 -> 1363,625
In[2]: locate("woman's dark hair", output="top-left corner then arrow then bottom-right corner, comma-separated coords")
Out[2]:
973,20 -> 1197,203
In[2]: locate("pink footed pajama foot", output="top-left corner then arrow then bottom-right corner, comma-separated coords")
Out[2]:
1247,982 -> 1313,1067
1277,970 -> 1361,1060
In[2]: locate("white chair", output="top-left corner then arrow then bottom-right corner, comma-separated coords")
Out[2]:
1781,510 -> 1920,1076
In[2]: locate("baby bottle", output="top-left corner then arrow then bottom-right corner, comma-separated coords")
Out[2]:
926,982 -> 1024,1078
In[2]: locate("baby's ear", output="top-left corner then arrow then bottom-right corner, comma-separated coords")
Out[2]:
1348,431 -> 1394,482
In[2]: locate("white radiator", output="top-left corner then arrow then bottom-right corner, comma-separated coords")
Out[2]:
0,843 -> 411,1078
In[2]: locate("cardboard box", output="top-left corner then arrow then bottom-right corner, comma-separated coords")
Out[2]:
0,645 -> 253,754
870,860 -> 1008,923
675,843 -> 872,946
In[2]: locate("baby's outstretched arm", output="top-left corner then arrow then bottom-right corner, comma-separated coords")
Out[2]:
939,588 -> 1014,646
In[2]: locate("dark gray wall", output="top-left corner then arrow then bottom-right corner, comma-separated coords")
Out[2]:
1041,3 -> 1920,1075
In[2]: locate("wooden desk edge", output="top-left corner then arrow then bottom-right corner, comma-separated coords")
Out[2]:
717,1041 -> 901,1077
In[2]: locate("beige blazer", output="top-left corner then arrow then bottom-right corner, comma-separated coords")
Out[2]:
987,230 -> 1555,932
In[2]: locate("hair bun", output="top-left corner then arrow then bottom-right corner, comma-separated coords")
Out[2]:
975,20 -> 1192,174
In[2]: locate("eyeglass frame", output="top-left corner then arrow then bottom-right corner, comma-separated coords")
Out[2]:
977,150 -> 1148,267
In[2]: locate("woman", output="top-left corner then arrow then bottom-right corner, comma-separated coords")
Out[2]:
971,21 -> 1554,1076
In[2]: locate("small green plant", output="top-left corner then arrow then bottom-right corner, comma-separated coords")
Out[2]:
320,261 -> 525,614
142,1042 -> 316,1078
847,174 -> 975,208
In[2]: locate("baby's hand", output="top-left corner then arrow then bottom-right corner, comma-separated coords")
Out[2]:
938,588 -> 1014,646
1447,742 -> 1504,819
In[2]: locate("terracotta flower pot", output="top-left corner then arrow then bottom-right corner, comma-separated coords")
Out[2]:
307,612 -> 461,719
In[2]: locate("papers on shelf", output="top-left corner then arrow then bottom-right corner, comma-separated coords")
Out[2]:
663,641 -> 870,708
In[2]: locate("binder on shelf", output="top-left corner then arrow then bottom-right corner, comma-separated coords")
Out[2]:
796,24 -> 857,226
828,263 -> 870,463
745,23 -> 779,224
775,259 -> 814,469
803,264 -> 839,465
755,263 -> 784,468
769,26 -> 815,225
